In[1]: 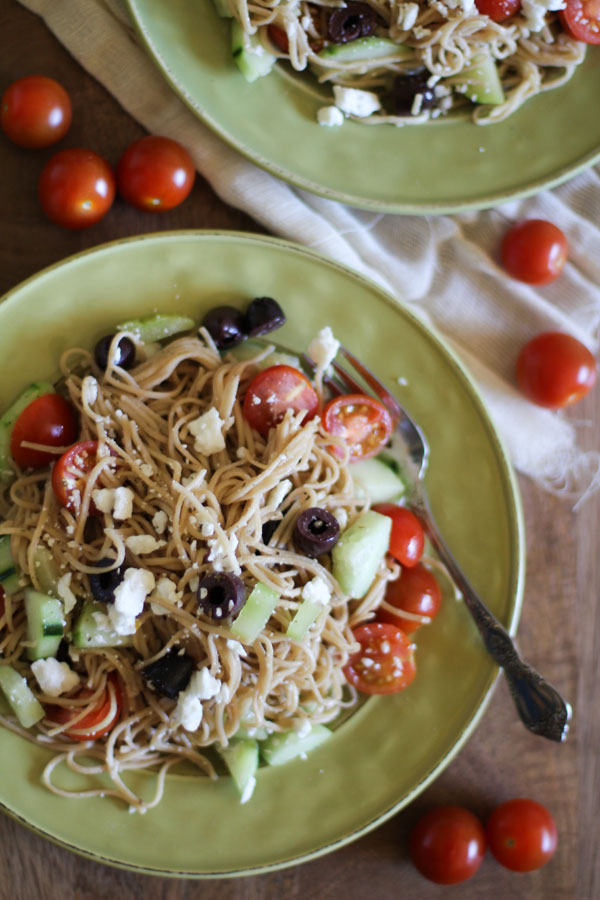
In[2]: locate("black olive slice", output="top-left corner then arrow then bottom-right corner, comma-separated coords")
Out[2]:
94,333 -> 136,370
89,557 -> 125,605
392,70 -> 435,116
327,2 -> 377,43
197,572 -> 247,620
293,507 -> 340,557
143,650 -> 195,699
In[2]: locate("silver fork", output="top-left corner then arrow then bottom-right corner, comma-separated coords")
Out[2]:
266,339 -> 572,742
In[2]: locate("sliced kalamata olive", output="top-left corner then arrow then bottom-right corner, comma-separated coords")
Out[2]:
245,296 -> 286,337
261,519 -> 280,545
293,507 -> 340,557
202,305 -> 247,350
392,70 -> 435,116
56,639 -> 71,664
142,650 -> 195,699
197,572 -> 247,620
94,333 -> 136,370
328,2 -> 377,43
89,557 -> 125,605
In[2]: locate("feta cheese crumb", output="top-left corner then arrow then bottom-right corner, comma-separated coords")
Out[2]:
308,326 -> 340,372
200,522 -> 215,537
335,507 -> 348,530
56,572 -> 77,615
397,1 -> 419,29
267,479 -> 292,509
125,535 -> 165,555
31,658 -> 79,697
109,567 -> 155,635
317,105 -> 344,127
332,85 -> 381,118
301,576 -> 330,607
173,667 -> 222,731
91,488 -> 114,514
521,0 -> 565,31
188,408 -> 226,455
152,510 -> 168,535
81,375 -> 98,407
149,576 -> 182,615
113,487 -> 134,520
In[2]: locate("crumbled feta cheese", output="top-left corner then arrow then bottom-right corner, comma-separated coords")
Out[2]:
91,488 -> 114,514
149,576 -> 181,615
189,668 -> 221,700
225,639 -> 248,657
294,719 -> 312,738
397,1 -> 419,29
317,105 -> 344,127
81,375 -> 98,406
308,326 -> 340,372
301,576 -> 330,607
521,0 -> 565,30
445,0 -> 475,12
200,522 -> 215,537
173,667 -> 222,732
113,486 -> 134,520
188,408 -> 226,455
125,535 -> 165,555
109,567 -> 155,635
335,507 -> 348,530
152,510 -> 168,535
267,479 -> 292,509
56,572 -> 77,615
181,469 -> 206,489
31,658 -> 79,697
333,85 -> 381,118
139,463 -> 154,478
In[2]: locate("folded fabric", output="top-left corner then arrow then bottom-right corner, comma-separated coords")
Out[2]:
17,0 -> 600,503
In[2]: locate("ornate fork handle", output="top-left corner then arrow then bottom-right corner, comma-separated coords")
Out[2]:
411,490 -> 572,742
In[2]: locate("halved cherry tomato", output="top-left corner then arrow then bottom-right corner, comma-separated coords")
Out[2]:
45,673 -> 122,742
1,75 -> 72,148
378,563 -> 442,634
486,798 -> 557,872
372,503 -> 425,567
410,806 -> 486,885
516,331 -> 597,408
38,148 -> 116,229
116,136 -> 195,212
10,393 -> 78,469
243,365 -> 319,437
52,440 -> 102,513
322,394 -> 393,461
475,0 -> 520,20
267,24 -> 290,53
559,0 -> 600,43
343,622 -> 416,695
501,219 -> 568,285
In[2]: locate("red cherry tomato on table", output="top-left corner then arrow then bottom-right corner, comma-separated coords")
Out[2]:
475,0 -> 521,20
501,219 -> 568,285
378,563 -> 442,634
116,136 -> 195,212
343,622 -> 416,695
243,365 -> 319,437
516,331 -> 597,408
45,673 -> 123,742
409,806 -> 486,885
322,394 -> 393,461
10,394 -> 78,469
559,0 -> 600,43
372,503 -> 424,567
486,798 -> 557,872
38,148 -> 116,229
52,440 -> 103,514
1,75 -> 72,148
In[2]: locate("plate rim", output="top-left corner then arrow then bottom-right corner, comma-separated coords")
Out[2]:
0,229 -> 526,876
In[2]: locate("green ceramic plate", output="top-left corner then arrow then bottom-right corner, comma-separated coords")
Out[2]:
0,232 -> 524,876
125,0 -> 600,214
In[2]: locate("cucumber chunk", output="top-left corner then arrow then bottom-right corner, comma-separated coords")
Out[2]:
316,37 -> 413,64
458,52 -> 504,105
219,737 -> 259,802
331,510 -> 391,598
116,314 -> 195,343
351,456 -> 406,504
25,589 -> 65,661
0,665 -> 45,728
286,597 -> 324,642
229,582 -> 280,644
72,600 -> 134,649
231,20 -> 276,83
261,723 -> 331,765
0,382 -> 55,483
32,545 -> 62,596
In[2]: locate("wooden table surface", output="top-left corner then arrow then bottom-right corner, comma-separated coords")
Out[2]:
0,2 -> 597,898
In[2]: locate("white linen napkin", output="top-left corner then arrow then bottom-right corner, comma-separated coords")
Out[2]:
17,0 -> 600,503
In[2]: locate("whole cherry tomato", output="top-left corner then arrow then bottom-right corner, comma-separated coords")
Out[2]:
559,0 -> 600,43
322,394 -> 393,461
501,219 -> 568,285
486,798 -> 557,872
343,622 -> 416,695
10,393 -> 78,469
116,136 -> 195,212
516,331 -> 597,408
409,806 -> 486,885
475,0 -> 520,20
1,75 -> 72,148
372,503 -> 425,567
38,148 -> 115,229
243,365 -> 319,437
45,673 -> 123,741
378,563 -> 442,634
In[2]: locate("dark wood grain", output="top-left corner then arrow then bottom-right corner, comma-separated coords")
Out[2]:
0,2 -> 597,898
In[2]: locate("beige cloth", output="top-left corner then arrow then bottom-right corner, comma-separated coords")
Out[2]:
17,0 -> 600,502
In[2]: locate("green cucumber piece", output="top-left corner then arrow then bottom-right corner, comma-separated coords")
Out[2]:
72,600 -> 134,649
331,510 -> 391,598
231,20 -> 276,83
32,545 -> 62,596
229,582 -> 280,644
458,52 -> 504,105
316,37 -> 413,65
25,589 -> 65,661
116,314 -> 195,343
351,456 -> 406,504
228,339 -> 301,371
219,738 -> 259,801
286,598 -> 323,642
261,724 -> 331,765
0,665 -> 45,728
0,570 -> 20,595
0,382 -> 55,483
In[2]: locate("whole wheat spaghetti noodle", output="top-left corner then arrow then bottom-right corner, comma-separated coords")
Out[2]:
0,326 -> 401,811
